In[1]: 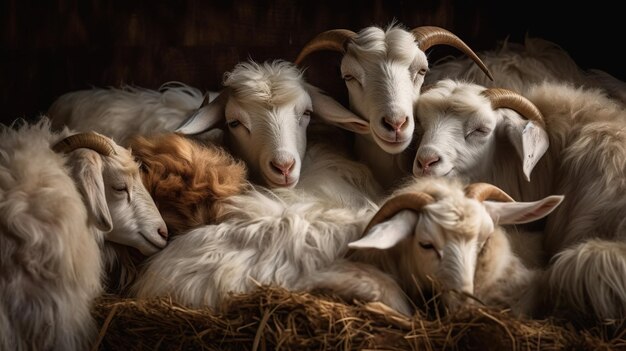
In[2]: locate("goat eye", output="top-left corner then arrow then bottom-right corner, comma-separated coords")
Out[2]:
227,120 -> 241,128
113,185 -> 128,193
343,74 -> 354,81
419,242 -> 435,250
300,110 -> 312,126
465,127 -> 490,139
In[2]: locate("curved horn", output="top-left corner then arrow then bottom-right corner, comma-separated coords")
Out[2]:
465,183 -> 514,202
53,132 -> 116,156
411,26 -> 493,81
481,88 -> 545,128
294,29 -> 357,65
364,192 -> 435,234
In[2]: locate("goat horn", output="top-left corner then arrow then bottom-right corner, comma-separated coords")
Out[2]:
481,88 -> 545,128
53,132 -> 116,156
363,192 -> 435,234
465,183 -> 514,202
411,26 -> 493,81
295,29 -> 357,65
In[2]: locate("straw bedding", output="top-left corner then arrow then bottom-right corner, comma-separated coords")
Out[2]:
91,286 -> 625,351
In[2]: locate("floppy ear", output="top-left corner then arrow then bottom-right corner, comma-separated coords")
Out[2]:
349,210 -> 418,250
305,83 -> 370,134
501,115 -> 549,182
175,88 -> 229,135
67,150 -> 113,232
483,195 -> 564,225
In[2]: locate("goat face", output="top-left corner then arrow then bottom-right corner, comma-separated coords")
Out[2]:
341,27 -> 425,154
69,146 -> 168,256
224,89 -> 311,188
175,60 -> 312,189
412,80 -> 549,182
349,178 -> 563,313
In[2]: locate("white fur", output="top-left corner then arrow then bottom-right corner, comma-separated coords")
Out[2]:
301,23 -> 492,191
0,118 -> 167,351
348,176 -> 563,316
411,79 -> 626,320
130,183 -> 410,315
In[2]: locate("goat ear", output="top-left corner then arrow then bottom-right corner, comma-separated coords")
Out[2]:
175,89 -> 228,135
348,210 -> 418,250
67,151 -> 113,232
502,117 -> 549,182
483,195 -> 564,225
305,83 -> 370,134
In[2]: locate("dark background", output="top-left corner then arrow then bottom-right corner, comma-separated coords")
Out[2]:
2,0 -> 623,126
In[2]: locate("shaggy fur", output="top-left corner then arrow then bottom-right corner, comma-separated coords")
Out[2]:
130,185 -> 411,315
0,118 -> 166,351
425,36 -> 626,105
128,133 -> 250,236
347,176 -> 562,317
48,82 -> 209,146
411,79 -> 626,321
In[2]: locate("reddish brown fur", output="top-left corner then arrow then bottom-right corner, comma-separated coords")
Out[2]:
129,133 -> 249,236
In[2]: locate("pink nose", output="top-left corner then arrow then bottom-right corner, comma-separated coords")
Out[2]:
158,226 -> 168,240
383,116 -> 408,132
417,155 -> 440,169
271,159 -> 295,176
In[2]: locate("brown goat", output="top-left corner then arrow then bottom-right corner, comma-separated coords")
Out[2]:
129,133 -> 250,236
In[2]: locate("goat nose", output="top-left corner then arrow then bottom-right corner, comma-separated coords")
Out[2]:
271,158 -> 295,176
418,155 -> 440,169
382,116 -> 408,132
158,226 -> 168,240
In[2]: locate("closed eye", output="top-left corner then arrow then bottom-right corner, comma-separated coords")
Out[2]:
465,127 -> 490,139
112,185 -> 128,192
419,242 -> 435,250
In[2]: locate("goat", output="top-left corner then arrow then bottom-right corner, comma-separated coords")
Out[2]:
127,132 -> 250,236
49,60 -> 355,189
294,23 -> 492,189
48,81 -> 212,146
410,79 -> 626,320
424,36 -> 626,105
0,117 -> 167,351
347,176 -> 563,316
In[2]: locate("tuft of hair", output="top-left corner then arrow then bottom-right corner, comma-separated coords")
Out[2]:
349,22 -> 418,66
544,239 -> 626,322
128,133 -> 250,236
224,60 -> 307,109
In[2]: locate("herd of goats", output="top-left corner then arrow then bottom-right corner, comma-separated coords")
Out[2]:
1,23 -> 625,350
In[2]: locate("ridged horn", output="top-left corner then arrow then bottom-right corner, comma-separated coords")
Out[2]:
411,26 -> 493,81
53,132 -> 116,156
295,29 -> 357,65
363,192 -> 435,234
481,88 -> 545,128
465,183 -> 514,202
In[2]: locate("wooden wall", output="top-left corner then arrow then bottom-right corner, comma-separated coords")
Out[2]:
2,0 -> 623,126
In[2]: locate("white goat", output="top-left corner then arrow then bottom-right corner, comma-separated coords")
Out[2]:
49,60 -> 356,189
425,36 -> 626,105
410,79 -> 626,320
347,177 -> 563,316
295,23 -> 493,189
0,118 -> 167,351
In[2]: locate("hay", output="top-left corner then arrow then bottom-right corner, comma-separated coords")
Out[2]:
92,286 -> 626,351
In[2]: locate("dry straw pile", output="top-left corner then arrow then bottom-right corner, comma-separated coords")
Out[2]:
91,286 -> 625,351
